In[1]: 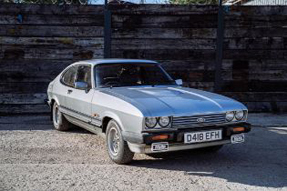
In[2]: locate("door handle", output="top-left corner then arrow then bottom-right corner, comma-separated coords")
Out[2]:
67,89 -> 73,94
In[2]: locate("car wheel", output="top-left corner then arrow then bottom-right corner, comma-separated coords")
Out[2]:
52,102 -> 70,131
106,120 -> 134,164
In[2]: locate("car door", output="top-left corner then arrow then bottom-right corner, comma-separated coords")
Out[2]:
65,64 -> 94,123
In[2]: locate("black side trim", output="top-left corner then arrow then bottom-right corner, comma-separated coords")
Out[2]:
64,112 -> 101,128
60,105 -> 92,119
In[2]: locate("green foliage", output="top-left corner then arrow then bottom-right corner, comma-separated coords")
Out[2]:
169,0 -> 218,4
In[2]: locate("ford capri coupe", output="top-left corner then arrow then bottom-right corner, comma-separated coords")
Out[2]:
46,59 -> 251,164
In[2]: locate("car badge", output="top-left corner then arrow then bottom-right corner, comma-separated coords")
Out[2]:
197,117 -> 205,123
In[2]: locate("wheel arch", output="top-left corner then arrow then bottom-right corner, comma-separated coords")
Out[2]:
101,112 -> 124,133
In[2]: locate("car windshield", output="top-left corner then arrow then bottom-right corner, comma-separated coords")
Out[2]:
95,63 -> 175,87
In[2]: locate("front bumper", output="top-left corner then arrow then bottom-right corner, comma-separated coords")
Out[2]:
128,139 -> 231,154
125,122 -> 251,154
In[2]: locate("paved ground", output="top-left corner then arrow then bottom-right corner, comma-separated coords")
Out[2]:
0,113 -> 286,191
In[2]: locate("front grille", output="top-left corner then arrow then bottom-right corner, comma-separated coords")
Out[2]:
172,113 -> 226,128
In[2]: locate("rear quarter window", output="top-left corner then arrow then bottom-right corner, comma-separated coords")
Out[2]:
61,66 -> 77,87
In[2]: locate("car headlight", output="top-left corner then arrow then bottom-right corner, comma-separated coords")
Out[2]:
226,111 -> 235,122
158,116 -> 171,127
235,110 -> 244,120
145,117 -> 157,128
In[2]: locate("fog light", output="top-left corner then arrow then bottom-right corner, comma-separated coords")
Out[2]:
233,127 -> 245,132
151,134 -> 169,141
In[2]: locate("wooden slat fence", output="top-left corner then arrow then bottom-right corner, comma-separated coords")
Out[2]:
0,4 -> 286,113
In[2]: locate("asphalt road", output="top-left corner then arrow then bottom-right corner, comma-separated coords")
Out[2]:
0,114 -> 286,191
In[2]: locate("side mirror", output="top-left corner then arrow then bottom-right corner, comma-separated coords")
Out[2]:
75,81 -> 88,90
175,79 -> 183,86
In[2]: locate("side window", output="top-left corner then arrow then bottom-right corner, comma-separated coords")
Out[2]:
61,66 -> 77,87
76,65 -> 92,88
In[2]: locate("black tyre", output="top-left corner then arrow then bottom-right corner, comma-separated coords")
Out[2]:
106,120 -> 134,164
52,102 -> 70,131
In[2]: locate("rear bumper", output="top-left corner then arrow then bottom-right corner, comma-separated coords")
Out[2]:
44,98 -> 53,121
125,122 -> 251,154
44,98 -> 51,108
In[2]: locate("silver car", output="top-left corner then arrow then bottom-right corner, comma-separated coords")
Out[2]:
46,59 -> 251,164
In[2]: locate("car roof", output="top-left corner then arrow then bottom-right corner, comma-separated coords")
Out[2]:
79,59 -> 158,66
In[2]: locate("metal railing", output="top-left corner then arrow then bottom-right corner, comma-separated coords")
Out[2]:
223,0 -> 287,5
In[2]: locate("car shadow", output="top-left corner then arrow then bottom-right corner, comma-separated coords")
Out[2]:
0,114 -> 91,134
131,127 -> 287,188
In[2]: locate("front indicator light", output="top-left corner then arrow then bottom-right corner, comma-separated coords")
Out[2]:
233,127 -> 245,132
151,134 -> 169,141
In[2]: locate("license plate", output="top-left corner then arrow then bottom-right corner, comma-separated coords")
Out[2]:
151,142 -> 169,152
184,130 -> 222,144
231,134 -> 245,144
